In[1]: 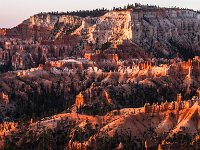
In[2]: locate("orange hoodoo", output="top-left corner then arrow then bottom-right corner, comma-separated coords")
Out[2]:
176,93 -> 182,103
0,92 -> 9,104
75,92 -> 85,107
104,90 -> 112,104
197,88 -> 200,98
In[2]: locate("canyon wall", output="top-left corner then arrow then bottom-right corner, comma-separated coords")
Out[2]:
73,10 -> 132,44
131,8 -> 200,57
2,6 -> 200,58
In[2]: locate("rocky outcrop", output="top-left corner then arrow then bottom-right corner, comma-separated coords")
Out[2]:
75,92 -> 85,107
5,14 -> 58,41
0,29 -> 7,36
0,92 -> 9,104
72,10 -> 132,45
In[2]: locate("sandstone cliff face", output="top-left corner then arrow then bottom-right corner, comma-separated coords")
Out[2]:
72,10 -> 132,45
5,13 -> 83,41
28,14 -> 58,28
3,7 -> 200,58
131,8 -> 200,57
19,11 -> 132,44
5,14 -> 60,41
51,15 -> 82,40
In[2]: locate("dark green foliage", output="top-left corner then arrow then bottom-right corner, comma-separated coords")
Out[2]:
77,103 -> 112,116
3,118 -> 73,150
10,80 -> 75,120
48,8 -> 109,18
101,42 -> 112,51
169,38 -> 196,60
95,130 -> 140,150
72,119 -> 97,143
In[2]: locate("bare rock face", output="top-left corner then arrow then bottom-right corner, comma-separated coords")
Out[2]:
72,10 -> 132,45
3,7 -> 200,58
5,14 -> 59,41
12,11 -> 132,45
5,13 -> 83,42
131,8 -> 200,57
28,14 -> 58,28
50,19 -> 82,41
